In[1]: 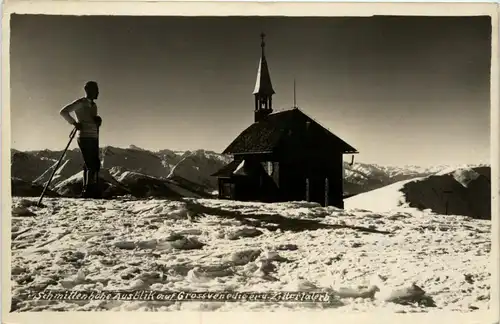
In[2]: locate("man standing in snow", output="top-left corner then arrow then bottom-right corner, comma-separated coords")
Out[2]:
60,81 -> 102,198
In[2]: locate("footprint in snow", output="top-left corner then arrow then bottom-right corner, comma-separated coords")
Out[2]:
113,241 -> 136,250
163,263 -> 194,277
136,239 -> 158,250
100,258 -> 118,266
28,277 -> 59,291
243,261 -> 259,273
12,206 -> 36,217
324,254 -> 344,265
227,227 -> 263,240
242,258 -> 277,277
11,229 -> 34,240
128,278 -> 149,290
115,235 -> 205,251
194,264 -> 235,279
59,268 -> 89,289
254,260 -> 277,276
230,249 -> 262,266
164,236 -> 205,250
177,229 -> 203,236
120,267 -> 141,280
378,283 -> 435,307
286,279 -> 320,292
162,232 -> 186,241
88,249 -> 107,256
134,271 -> 164,285
332,285 -> 380,299
186,267 -> 210,283
11,265 -> 27,276
370,274 -> 436,307
258,250 -> 289,262
274,243 -> 298,251
16,199 -> 41,208
59,251 -> 86,263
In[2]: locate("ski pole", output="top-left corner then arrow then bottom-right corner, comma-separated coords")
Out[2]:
37,127 -> 77,206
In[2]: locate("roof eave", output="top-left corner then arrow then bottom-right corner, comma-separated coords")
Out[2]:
252,89 -> 276,95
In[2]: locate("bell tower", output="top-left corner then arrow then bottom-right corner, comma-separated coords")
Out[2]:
253,32 -> 275,122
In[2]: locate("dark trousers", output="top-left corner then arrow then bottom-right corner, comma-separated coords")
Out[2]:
77,137 -> 101,197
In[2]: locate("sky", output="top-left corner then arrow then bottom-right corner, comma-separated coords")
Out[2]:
9,15 -> 491,166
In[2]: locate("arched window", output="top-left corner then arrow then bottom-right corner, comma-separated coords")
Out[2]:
267,161 -> 273,175
260,98 -> 267,109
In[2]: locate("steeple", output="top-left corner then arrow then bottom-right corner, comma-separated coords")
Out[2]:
253,32 -> 275,122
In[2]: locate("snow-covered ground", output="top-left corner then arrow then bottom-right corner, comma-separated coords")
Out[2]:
10,195 -> 491,313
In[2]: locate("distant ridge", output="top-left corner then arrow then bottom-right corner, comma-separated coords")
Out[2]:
9,146 -> 489,199
345,166 -> 491,219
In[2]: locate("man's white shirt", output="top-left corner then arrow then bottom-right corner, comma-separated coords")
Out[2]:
60,97 -> 99,138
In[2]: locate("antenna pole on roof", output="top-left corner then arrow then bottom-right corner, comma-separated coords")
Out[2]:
293,78 -> 298,109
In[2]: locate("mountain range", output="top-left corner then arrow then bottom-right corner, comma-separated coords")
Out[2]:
9,145 -> 486,200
